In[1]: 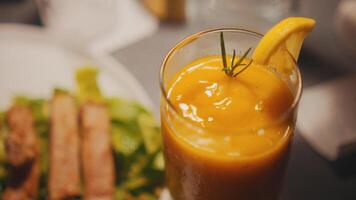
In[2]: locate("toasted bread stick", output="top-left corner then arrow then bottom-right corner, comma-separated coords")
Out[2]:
49,94 -> 81,199
3,105 -> 40,200
80,102 -> 115,200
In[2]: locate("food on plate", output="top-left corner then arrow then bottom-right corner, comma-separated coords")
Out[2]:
81,102 -> 115,199
3,105 -> 40,200
5,106 -> 38,167
49,93 -> 81,199
0,67 -> 163,199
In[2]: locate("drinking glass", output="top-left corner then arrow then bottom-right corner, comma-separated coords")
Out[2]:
160,28 -> 301,200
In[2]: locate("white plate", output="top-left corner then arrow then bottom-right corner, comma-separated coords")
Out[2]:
0,23 -> 172,199
0,24 -> 153,110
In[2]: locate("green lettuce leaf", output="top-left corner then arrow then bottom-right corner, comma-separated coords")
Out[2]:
138,113 -> 161,154
76,66 -> 102,102
112,124 -> 142,156
153,152 -> 164,171
107,98 -> 141,123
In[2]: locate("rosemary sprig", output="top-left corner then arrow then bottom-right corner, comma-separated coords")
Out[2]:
220,32 -> 253,77
220,32 -> 228,73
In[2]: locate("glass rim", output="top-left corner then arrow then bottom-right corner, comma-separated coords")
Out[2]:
159,28 -> 302,131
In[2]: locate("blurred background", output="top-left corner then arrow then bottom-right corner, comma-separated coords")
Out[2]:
0,0 -> 355,199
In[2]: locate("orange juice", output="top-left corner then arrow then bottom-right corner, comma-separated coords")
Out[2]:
161,54 -> 297,200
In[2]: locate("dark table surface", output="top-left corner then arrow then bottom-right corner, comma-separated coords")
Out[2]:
113,23 -> 356,200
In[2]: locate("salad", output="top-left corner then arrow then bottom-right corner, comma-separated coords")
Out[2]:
0,67 -> 163,199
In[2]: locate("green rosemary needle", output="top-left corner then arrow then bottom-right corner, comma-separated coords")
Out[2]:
220,32 -> 253,77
